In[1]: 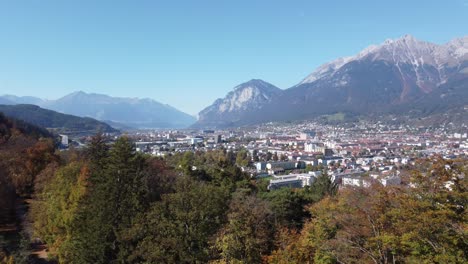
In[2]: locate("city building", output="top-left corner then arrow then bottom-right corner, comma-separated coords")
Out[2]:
268,172 -> 319,190
60,135 -> 69,148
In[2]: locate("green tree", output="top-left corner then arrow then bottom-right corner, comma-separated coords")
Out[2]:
260,188 -> 309,228
103,136 -> 148,262
35,162 -> 90,263
302,172 -> 338,202
37,135 -> 150,263
127,176 -> 229,263
236,149 -> 250,167
215,192 -> 274,263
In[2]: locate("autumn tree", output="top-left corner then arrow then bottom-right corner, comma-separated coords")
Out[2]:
269,159 -> 468,263
34,162 -> 90,262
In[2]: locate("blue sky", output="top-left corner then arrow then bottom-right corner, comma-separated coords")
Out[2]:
0,0 -> 467,115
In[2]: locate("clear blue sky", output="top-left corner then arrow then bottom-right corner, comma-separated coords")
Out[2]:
0,0 -> 467,115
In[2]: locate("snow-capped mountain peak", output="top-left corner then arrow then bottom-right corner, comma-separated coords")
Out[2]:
194,35 -> 468,128
299,35 -> 468,85
299,57 -> 354,84
446,36 -> 468,59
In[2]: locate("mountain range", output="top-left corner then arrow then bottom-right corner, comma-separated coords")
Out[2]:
2,35 -> 467,130
194,35 -> 468,128
0,92 -> 196,129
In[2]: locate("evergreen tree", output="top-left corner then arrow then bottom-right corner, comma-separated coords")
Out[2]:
215,192 -> 274,263
70,134 -> 113,263
104,136 -> 148,262
128,176 -> 229,263
43,135 -> 149,263
304,172 -> 338,202
235,149 -> 250,167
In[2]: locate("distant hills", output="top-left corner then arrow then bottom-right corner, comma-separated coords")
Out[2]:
0,104 -> 118,134
1,92 -> 196,129
0,95 -> 45,105
0,97 -> 13,105
194,35 -> 468,128
0,111 -> 53,140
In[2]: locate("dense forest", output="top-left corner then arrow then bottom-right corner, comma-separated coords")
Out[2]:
0,115 -> 467,263
0,113 -> 57,263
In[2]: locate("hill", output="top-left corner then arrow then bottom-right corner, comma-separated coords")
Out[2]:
0,104 -> 119,134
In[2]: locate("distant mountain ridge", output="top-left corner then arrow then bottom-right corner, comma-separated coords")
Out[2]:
194,35 -> 468,128
0,95 -> 45,105
1,92 -> 196,129
0,97 -> 13,105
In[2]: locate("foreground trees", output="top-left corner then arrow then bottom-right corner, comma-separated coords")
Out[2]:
269,160 -> 468,263
33,136 -> 150,263
0,114 -> 58,263
127,177 -> 229,263
31,135 -> 253,263
4,128 -> 464,264
215,192 -> 274,263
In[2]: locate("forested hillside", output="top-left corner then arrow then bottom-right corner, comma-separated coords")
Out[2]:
0,104 -> 118,134
0,128 -> 467,263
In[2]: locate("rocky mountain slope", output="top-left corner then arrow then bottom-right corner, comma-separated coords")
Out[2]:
196,79 -> 282,127
194,35 -> 468,128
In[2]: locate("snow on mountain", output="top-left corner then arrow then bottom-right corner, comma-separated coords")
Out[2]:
299,34 -> 468,87
195,35 -> 468,128
299,57 -> 354,84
